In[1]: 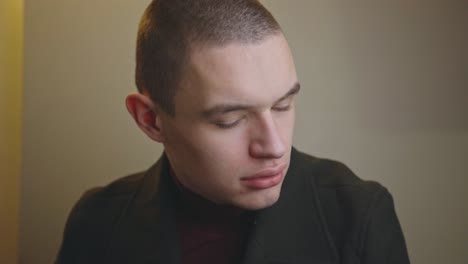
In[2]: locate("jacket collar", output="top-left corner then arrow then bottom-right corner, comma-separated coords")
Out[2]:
107,148 -> 338,264
105,154 -> 181,264
243,148 -> 338,264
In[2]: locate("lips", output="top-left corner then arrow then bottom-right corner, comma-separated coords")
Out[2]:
241,163 -> 287,190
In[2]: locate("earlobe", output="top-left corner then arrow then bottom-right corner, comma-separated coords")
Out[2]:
125,93 -> 165,142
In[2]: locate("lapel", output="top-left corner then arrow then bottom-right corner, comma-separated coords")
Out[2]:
243,148 -> 339,264
105,154 -> 181,264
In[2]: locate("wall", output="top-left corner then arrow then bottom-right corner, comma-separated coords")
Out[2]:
0,0 -> 23,263
264,2 -> 468,264
21,0 -> 467,263
21,1 -> 156,263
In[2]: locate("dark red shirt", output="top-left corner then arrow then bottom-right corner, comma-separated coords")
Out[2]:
171,172 -> 252,264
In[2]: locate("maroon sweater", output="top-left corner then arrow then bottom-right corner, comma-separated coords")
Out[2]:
172,172 -> 252,264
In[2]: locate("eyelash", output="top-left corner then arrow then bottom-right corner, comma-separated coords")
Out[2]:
214,105 -> 291,129
273,104 -> 291,111
215,121 -> 240,129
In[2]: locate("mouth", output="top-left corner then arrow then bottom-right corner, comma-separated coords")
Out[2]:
240,163 -> 288,190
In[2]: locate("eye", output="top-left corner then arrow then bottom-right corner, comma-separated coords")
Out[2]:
211,112 -> 247,129
214,117 -> 244,129
272,104 -> 291,112
272,97 -> 293,112
215,120 -> 240,129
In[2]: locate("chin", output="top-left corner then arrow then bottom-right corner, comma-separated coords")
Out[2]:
234,187 -> 282,210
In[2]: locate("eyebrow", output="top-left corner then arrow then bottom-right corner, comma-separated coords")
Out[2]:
274,82 -> 301,104
201,82 -> 301,119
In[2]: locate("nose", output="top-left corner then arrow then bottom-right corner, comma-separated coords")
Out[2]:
249,112 -> 287,159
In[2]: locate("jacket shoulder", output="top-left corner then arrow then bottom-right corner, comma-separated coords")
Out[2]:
90,171 -> 145,197
293,150 -> 387,224
71,171 -> 146,225
293,149 -> 384,196
292,150 -> 409,263
56,172 -> 146,263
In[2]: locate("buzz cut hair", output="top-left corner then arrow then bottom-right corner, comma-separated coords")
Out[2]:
135,0 -> 282,115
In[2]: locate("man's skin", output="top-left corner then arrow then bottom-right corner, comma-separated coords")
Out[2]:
126,33 -> 300,210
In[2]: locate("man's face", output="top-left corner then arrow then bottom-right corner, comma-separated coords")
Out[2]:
159,33 -> 299,210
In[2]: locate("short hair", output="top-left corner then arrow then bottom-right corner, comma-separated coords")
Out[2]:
135,0 -> 282,115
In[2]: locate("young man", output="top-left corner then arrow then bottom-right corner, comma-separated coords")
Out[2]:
56,1 -> 410,263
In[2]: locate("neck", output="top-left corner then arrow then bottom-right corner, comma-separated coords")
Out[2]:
170,167 -> 245,221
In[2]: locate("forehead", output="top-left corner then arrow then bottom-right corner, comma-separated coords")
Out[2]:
176,34 -> 297,113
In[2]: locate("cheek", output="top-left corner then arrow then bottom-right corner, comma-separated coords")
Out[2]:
197,129 -> 250,165
171,123 -> 248,171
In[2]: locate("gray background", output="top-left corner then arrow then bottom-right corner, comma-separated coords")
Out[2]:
21,0 -> 468,263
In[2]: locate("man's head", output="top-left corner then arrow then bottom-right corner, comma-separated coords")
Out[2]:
127,0 -> 300,210
134,0 -> 282,115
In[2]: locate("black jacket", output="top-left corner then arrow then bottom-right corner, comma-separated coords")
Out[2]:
56,148 -> 410,264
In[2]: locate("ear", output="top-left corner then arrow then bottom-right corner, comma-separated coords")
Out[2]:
125,93 -> 165,143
